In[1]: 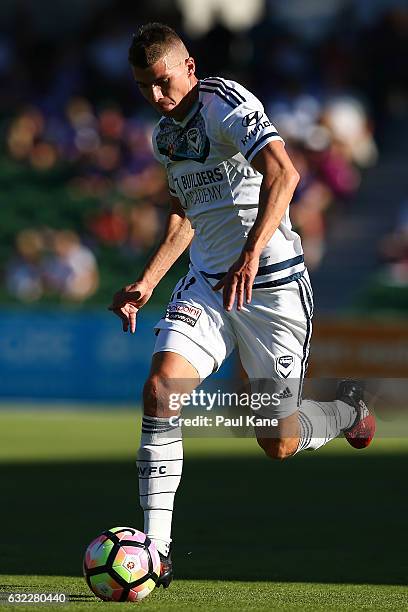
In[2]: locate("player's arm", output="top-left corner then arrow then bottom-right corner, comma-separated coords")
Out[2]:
109,196 -> 194,332
136,196 -> 193,290
214,141 -> 299,310
245,140 -> 300,256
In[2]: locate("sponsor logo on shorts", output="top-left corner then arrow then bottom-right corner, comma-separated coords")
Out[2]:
166,302 -> 202,327
276,355 -> 294,378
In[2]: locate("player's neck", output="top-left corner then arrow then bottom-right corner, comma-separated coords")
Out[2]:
169,80 -> 199,122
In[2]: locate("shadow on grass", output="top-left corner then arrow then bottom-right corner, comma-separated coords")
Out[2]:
1,451 -> 406,585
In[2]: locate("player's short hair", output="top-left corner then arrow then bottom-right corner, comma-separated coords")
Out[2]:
129,23 -> 188,69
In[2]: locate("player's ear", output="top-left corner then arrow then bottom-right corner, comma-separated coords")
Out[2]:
186,57 -> 195,76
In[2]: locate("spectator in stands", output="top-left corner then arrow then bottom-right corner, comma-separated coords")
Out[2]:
88,201 -> 128,247
5,229 -> 45,302
125,202 -> 160,256
1,2 -> 396,305
378,199 -> 408,286
288,145 -> 332,270
43,230 -> 99,301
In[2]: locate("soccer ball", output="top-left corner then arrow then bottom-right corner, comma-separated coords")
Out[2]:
83,527 -> 161,602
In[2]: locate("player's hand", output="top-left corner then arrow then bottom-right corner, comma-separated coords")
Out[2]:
108,281 -> 153,333
212,251 -> 259,311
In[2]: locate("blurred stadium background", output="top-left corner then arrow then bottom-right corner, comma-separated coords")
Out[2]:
0,0 -> 408,601
0,0 -> 408,401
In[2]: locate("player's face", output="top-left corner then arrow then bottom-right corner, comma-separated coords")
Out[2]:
132,56 -> 196,119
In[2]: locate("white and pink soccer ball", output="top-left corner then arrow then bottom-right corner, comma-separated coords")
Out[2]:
83,527 -> 161,602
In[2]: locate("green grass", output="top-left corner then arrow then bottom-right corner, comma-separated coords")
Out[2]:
1,576 -> 407,611
0,409 -> 407,611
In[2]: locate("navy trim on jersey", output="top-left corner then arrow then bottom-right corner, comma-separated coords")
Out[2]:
200,269 -> 304,289
200,270 -> 225,280
200,254 -> 304,282
203,77 -> 246,103
214,77 -> 246,102
253,270 -> 304,289
201,78 -> 245,106
244,131 -> 280,161
199,86 -> 238,109
205,81 -> 242,106
257,254 -> 304,276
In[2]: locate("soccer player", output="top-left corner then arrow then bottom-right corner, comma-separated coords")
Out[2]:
109,23 -> 375,587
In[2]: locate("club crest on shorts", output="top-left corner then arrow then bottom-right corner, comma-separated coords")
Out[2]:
276,355 -> 294,378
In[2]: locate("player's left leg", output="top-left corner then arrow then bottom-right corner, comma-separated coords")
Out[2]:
256,383 -> 372,460
256,411 -> 299,460
232,273 -> 375,459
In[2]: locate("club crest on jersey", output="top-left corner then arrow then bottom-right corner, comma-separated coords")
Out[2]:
276,355 -> 294,378
242,110 -> 263,127
187,128 -> 202,155
156,103 -> 210,163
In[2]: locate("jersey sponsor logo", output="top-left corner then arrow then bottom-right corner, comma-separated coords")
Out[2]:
174,167 -> 224,208
242,110 -> 263,127
276,355 -> 295,378
241,119 -> 271,146
179,167 -> 223,190
166,302 -> 202,327
186,184 -> 222,206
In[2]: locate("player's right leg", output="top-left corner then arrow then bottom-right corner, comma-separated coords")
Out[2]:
137,330 -> 216,588
139,268 -> 235,587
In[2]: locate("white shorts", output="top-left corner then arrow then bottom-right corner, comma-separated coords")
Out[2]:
153,266 -> 313,418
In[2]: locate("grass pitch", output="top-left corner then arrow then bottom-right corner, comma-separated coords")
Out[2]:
0,408 -> 407,611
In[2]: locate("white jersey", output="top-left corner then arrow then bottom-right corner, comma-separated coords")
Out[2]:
152,77 -> 305,288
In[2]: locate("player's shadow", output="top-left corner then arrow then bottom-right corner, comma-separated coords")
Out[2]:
0,450 -> 406,585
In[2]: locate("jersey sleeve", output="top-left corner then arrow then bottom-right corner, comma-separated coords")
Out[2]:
217,96 -> 284,163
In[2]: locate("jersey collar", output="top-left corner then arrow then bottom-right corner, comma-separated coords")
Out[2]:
171,98 -> 201,128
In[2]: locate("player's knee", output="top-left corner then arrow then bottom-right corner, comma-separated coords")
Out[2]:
257,437 -> 299,461
143,374 -> 172,417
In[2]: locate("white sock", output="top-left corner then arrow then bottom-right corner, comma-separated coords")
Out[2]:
137,416 -> 183,556
295,400 -> 357,453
